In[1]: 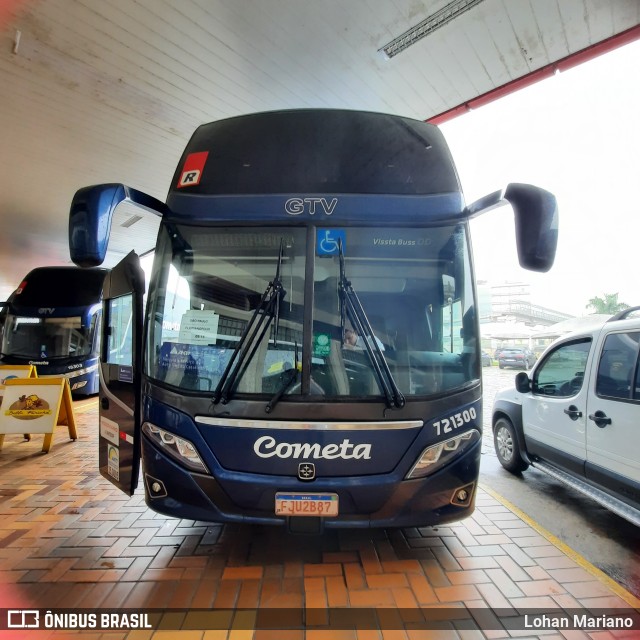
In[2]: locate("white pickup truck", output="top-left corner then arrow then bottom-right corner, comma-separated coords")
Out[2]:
492,307 -> 640,526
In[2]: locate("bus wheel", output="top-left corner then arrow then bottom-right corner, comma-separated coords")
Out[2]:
494,417 -> 529,473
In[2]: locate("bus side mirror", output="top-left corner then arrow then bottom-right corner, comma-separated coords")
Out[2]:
505,183 -> 558,273
69,184 -> 125,267
69,184 -> 167,267
515,372 -> 531,393
466,183 -> 558,273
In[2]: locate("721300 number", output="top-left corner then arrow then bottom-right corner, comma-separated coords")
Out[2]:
432,406 -> 477,436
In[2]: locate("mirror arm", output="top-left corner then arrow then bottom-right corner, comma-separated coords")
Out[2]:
464,182 -> 558,273
121,186 -> 169,218
464,189 -> 505,219
69,183 -> 169,268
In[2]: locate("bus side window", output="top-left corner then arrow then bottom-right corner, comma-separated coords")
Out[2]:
106,294 -> 133,366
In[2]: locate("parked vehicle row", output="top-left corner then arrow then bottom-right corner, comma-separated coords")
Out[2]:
497,346 -> 537,370
0,267 -> 106,396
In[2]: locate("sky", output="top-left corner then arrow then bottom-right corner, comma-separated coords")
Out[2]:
440,38 -> 640,318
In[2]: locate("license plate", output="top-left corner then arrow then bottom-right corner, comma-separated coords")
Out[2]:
275,492 -> 339,517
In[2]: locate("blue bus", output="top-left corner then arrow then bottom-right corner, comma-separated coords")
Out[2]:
68,109 -> 557,532
0,266 -> 107,396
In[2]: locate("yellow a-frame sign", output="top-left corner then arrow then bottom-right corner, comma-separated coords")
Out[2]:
0,378 -> 77,453
0,364 -> 38,402
0,364 -> 39,442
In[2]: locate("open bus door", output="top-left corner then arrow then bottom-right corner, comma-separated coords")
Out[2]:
98,251 -> 145,495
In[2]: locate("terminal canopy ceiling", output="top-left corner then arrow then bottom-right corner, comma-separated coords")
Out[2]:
0,0 -> 638,298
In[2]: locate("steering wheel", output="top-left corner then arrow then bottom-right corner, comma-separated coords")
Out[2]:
560,376 -> 582,396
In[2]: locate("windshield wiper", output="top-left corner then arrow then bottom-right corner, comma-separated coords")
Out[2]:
338,240 -> 405,409
265,341 -> 299,413
213,240 -> 286,405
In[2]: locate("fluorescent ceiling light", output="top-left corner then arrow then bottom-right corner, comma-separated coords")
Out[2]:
379,0 -> 486,59
121,214 -> 143,228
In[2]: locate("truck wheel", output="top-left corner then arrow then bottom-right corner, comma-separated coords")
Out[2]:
494,417 -> 529,473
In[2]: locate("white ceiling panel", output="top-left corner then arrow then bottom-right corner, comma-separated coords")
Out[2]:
0,0 -> 638,297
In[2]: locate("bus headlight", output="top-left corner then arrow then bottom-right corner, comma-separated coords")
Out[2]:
405,429 -> 480,479
142,422 -> 209,473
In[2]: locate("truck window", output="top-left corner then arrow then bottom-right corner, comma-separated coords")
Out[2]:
596,332 -> 640,400
532,339 -> 591,397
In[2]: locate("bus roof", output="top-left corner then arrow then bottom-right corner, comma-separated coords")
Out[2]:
167,109 -> 461,199
9,267 -> 107,308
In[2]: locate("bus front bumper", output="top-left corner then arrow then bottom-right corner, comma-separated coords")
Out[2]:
140,435 -> 481,528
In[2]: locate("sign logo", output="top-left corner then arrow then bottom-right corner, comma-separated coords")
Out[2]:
177,151 -> 209,188
107,444 -> 120,481
254,436 -> 371,460
8,610 -> 39,628
6,394 -> 52,420
313,332 -> 331,357
316,229 -> 345,256
285,197 -> 338,216
298,462 -> 316,481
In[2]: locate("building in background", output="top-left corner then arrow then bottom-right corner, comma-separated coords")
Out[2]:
477,281 -> 575,359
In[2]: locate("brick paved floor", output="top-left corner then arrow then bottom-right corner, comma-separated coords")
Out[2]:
0,398 -> 638,639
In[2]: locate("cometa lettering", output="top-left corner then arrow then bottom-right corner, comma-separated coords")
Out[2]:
254,436 -> 371,460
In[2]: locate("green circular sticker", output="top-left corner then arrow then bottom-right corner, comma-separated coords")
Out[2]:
313,332 -> 331,357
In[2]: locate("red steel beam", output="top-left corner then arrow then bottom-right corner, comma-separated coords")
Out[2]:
427,24 -> 640,125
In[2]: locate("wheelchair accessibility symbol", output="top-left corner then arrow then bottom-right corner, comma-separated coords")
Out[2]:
316,229 -> 345,256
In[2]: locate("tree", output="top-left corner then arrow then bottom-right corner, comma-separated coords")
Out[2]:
586,293 -> 629,314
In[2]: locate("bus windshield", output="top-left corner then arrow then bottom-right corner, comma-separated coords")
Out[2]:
146,222 -> 478,398
2,314 -> 98,359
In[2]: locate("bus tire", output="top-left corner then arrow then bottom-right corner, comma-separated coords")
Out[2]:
494,417 -> 529,473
